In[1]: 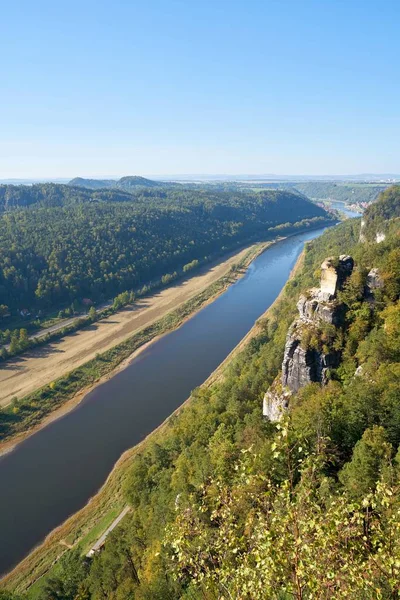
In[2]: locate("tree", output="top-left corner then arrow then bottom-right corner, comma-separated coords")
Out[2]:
88,306 -> 97,321
161,272 -> 178,286
339,426 -> 393,499
43,549 -> 89,600
183,259 -> 199,273
9,332 -> 19,354
18,329 -> 29,350
0,304 -> 9,319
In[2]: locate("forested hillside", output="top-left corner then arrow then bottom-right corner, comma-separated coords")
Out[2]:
293,181 -> 388,204
0,187 -> 329,315
68,176 -> 175,191
67,178 -> 117,190
5,187 -> 397,600
0,184 -> 137,211
360,184 -> 400,240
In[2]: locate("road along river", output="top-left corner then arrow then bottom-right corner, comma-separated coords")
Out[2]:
0,226 -> 337,575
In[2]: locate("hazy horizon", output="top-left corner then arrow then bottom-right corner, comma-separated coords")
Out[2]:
1,173 -> 399,185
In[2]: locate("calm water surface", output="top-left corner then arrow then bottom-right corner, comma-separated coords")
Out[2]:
328,200 -> 362,219
0,227 -> 332,574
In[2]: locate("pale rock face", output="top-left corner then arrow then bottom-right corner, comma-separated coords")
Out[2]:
359,219 -> 367,242
367,268 -> 384,291
354,365 -> 364,377
376,232 -> 386,243
320,259 -> 339,296
263,378 -> 291,422
320,255 -> 354,298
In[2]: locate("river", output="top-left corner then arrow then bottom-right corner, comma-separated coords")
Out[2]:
0,225 -> 338,575
327,200 -> 362,219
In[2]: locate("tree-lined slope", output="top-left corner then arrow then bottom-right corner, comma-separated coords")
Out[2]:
0,187 -> 330,314
68,175 -> 176,191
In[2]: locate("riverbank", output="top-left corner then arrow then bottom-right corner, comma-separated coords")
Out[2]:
0,239 -> 274,456
1,240 -> 309,595
0,245 -> 255,410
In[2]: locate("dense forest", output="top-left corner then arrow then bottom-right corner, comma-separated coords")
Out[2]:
0,185 -> 330,316
0,184 -> 138,211
2,187 -> 397,599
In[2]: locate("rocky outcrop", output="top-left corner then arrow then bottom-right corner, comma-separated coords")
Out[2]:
320,255 -> 354,297
263,254 -> 354,422
376,232 -> 386,243
263,380 -> 291,422
359,219 -> 367,243
296,289 -> 343,326
366,268 -> 384,292
281,325 -> 340,394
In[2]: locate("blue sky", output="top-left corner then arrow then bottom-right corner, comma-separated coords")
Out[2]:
1,0 -> 399,178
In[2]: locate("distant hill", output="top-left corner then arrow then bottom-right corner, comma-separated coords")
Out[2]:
68,175 -> 177,191
68,177 -> 116,189
292,181 -> 388,204
116,176 -> 174,189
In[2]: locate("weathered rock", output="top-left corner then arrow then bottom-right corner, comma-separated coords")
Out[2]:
354,365 -> 364,377
367,268 -> 384,291
281,323 -> 340,393
359,219 -> 367,242
320,258 -> 339,296
320,255 -> 353,297
297,289 -> 343,325
263,377 -> 291,422
376,232 -> 386,243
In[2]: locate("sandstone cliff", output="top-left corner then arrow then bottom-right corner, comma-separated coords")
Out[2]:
263,255 -> 354,421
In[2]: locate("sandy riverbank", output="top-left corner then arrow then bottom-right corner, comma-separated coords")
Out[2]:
0,245 -> 259,410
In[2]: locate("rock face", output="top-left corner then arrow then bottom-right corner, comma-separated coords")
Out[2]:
367,268 -> 384,291
376,232 -> 386,243
359,219 -> 367,243
320,255 -> 354,297
263,255 -> 354,421
296,289 -> 343,326
281,325 -> 340,394
263,380 -> 291,422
